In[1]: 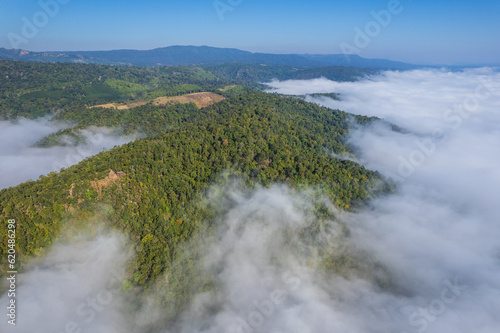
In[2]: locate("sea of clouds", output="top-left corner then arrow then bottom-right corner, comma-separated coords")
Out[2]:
2,68 -> 499,333
262,68 -> 500,333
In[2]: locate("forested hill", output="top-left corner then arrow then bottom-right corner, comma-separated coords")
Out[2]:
0,59 -> 375,120
202,63 -> 379,84
0,91 -> 386,304
0,60 -> 222,119
0,59 -> 392,317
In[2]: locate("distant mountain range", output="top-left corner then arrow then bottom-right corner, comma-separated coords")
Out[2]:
0,45 -> 421,69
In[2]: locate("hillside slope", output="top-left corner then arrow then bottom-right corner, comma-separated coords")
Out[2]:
0,60 -> 223,119
0,93 -> 385,294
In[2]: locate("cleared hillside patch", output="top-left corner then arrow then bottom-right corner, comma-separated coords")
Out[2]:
90,91 -> 225,110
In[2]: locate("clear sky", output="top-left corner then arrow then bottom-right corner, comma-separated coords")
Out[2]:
0,0 -> 498,65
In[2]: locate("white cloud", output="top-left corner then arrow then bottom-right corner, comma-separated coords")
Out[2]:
2,69 -> 500,332
260,69 -> 500,332
0,118 -> 138,189
0,234 -> 131,333
149,184 -> 410,333
267,68 -> 500,134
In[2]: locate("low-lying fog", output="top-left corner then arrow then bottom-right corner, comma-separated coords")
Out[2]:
2,68 -> 499,333
0,118 -> 137,189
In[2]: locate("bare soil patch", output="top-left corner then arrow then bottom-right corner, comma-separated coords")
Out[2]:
90,92 -> 225,110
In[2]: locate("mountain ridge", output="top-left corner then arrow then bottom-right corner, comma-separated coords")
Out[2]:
0,45 -> 421,69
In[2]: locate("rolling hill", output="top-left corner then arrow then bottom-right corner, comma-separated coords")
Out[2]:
0,60 -> 395,325
0,59 -> 377,120
0,90 -> 389,316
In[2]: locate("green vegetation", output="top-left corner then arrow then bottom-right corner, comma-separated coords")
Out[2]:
49,102 -> 201,140
0,60 -> 223,119
0,89 -> 386,281
203,63 -> 377,86
0,59 -> 389,316
0,59 -> 374,120
308,92 -> 341,100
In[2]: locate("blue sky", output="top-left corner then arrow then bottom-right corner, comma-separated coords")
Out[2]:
0,0 -> 498,65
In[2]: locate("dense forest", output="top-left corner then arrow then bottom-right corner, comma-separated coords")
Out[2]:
0,59 -> 390,319
203,63 -> 378,85
0,60 -> 223,119
0,60 -> 376,119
